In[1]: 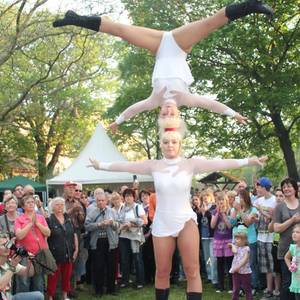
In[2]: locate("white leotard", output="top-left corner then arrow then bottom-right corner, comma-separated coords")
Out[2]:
152,31 -> 194,98
99,157 -> 248,237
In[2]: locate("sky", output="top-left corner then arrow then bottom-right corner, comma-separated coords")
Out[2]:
44,0 -> 129,23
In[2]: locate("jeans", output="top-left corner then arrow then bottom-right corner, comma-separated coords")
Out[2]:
249,243 -> 259,289
13,291 -> 44,300
15,272 -> 44,293
119,237 -> 144,286
202,239 -> 218,284
280,259 -> 295,300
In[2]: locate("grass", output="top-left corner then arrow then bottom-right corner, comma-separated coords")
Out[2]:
77,281 -> 263,300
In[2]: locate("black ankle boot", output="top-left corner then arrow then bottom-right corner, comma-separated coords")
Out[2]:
155,288 -> 170,300
225,0 -> 274,21
186,292 -> 202,300
53,10 -> 101,31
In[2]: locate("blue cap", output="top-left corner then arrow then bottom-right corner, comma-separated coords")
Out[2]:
257,176 -> 272,188
235,225 -> 248,236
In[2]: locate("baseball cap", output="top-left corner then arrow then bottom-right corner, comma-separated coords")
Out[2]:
257,176 -> 272,188
64,181 -> 77,188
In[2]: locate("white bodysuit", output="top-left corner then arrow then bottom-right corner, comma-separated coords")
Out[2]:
115,32 -> 236,125
100,157 -> 248,237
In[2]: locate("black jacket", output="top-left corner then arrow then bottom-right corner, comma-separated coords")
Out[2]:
47,213 -> 75,263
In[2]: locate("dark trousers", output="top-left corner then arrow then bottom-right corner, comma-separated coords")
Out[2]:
232,273 -> 252,300
119,238 -> 145,286
142,235 -> 155,284
217,256 -> 233,290
91,238 -> 116,295
280,259 -> 295,300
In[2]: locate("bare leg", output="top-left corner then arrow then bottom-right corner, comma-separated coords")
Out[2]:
153,236 -> 176,289
177,219 -> 202,292
100,17 -> 163,54
172,8 -> 227,53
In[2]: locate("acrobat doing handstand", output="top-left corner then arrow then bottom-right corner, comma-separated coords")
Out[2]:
53,0 -> 273,132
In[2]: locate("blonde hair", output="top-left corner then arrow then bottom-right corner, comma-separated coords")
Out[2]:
215,191 -> 229,210
158,116 -> 187,142
201,189 -> 215,203
226,190 -> 237,198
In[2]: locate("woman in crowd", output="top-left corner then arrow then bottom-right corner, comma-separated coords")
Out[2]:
88,118 -> 267,300
118,188 -> 147,289
46,197 -> 78,300
85,191 -> 119,297
14,194 -> 51,293
53,1 -> 273,132
140,190 -> 156,284
232,189 -> 259,295
274,178 -> 300,300
211,191 -> 233,293
0,195 -> 19,238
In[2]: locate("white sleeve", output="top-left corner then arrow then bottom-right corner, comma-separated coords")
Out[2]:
191,157 -> 249,174
100,160 -> 153,175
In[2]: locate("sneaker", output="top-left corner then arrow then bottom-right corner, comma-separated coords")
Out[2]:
263,290 -> 273,298
216,289 -> 224,293
273,290 -> 280,297
120,283 -> 128,288
252,289 -> 257,296
239,289 -> 245,297
228,290 -> 233,294
136,285 -> 144,289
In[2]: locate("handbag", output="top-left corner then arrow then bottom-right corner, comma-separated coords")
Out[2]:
31,227 -> 57,275
33,248 -> 57,275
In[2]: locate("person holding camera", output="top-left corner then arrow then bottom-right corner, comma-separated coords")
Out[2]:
0,233 -> 44,300
14,195 -> 50,294
0,196 -> 19,238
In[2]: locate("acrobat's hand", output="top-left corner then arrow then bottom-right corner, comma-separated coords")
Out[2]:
235,113 -> 249,125
109,122 -> 118,134
87,158 -> 101,170
249,156 -> 268,167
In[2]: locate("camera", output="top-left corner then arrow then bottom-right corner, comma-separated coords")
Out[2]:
4,240 -> 28,258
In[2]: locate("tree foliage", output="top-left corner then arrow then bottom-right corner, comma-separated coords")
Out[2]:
0,0 -> 119,180
106,0 -> 300,182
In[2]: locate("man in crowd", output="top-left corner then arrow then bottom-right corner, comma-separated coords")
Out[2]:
13,185 -> 24,209
85,190 -> 119,297
254,177 -> 276,298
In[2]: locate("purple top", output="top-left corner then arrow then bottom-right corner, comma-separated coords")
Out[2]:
230,246 -> 251,274
212,210 -> 232,240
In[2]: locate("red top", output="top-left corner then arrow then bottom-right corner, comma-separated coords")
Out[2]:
14,213 -> 48,255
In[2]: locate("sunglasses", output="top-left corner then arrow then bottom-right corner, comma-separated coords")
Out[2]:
75,189 -> 82,192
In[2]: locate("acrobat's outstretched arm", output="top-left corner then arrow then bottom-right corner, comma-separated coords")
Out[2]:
173,91 -> 248,125
109,88 -> 166,133
192,156 -> 267,174
87,158 -> 153,175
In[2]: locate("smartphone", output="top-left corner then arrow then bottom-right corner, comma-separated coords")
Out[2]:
235,196 -> 240,204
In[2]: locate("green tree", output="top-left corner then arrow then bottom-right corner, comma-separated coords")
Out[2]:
107,0 -> 299,181
0,1 -> 120,180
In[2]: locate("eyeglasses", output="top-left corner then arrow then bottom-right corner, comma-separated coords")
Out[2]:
75,189 -> 82,192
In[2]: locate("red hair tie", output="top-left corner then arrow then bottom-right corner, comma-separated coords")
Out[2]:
165,128 -> 177,132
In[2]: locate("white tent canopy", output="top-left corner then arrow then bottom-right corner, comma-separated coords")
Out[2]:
47,124 -> 153,185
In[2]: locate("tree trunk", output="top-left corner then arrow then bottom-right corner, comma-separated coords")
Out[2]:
272,113 -> 299,181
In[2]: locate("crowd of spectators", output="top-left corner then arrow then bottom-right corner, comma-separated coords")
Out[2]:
0,176 -> 299,300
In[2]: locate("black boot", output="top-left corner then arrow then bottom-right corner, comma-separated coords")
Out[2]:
155,288 -> 170,300
186,292 -> 202,300
53,10 -> 101,32
225,0 -> 274,21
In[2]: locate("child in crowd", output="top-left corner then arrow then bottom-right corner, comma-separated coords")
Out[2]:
211,191 -> 233,293
284,224 -> 300,300
229,225 -> 252,300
